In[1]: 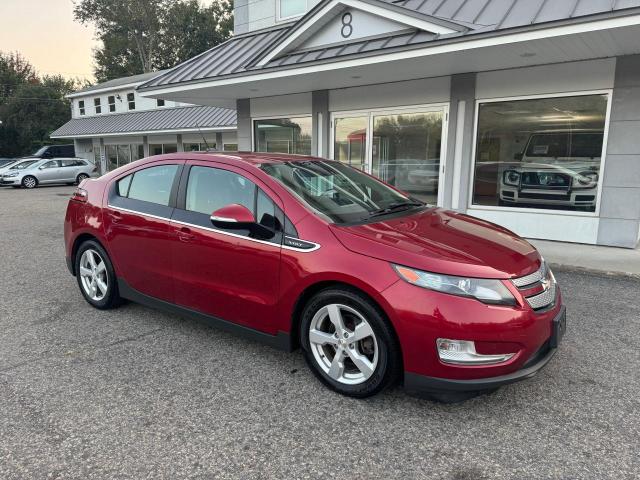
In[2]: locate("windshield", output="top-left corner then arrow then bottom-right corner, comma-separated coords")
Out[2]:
261,160 -> 423,224
11,160 -> 37,170
32,147 -> 49,157
525,133 -> 604,159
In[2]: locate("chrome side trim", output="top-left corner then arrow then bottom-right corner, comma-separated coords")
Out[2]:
108,204 -> 321,253
108,204 -> 167,222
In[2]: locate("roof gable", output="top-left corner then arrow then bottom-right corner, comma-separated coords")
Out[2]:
255,0 -> 468,66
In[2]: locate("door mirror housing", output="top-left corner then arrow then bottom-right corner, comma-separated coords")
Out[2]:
210,204 -> 255,228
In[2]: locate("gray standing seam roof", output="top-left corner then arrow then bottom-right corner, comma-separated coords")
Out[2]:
73,70 -> 170,95
139,0 -> 640,91
50,105 -> 237,138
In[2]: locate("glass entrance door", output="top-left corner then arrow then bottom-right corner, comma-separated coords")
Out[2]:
332,107 -> 447,205
333,116 -> 368,171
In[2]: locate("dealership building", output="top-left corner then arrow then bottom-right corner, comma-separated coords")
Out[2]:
57,0 -> 640,248
51,71 -> 238,172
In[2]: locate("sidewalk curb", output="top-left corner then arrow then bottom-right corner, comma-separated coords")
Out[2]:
549,263 -> 640,280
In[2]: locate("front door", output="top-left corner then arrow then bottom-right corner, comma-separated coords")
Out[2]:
170,162 -> 283,334
332,106 -> 448,205
37,160 -> 63,183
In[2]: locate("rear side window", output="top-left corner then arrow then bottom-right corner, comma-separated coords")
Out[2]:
124,165 -> 178,206
117,174 -> 133,197
186,166 -> 255,215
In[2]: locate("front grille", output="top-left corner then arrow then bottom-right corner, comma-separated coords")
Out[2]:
526,282 -> 557,310
512,263 -> 556,311
519,192 -> 571,201
512,267 -> 544,288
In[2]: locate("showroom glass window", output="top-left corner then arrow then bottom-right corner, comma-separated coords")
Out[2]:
472,94 -> 609,213
279,0 -> 307,19
254,117 -> 312,156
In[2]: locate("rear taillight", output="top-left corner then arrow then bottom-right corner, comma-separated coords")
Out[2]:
71,188 -> 88,203
92,166 -> 98,172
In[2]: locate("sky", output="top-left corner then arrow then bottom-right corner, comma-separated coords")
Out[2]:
0,0 -> 98,81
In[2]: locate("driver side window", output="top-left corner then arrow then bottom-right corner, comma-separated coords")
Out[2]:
183,166 -> 281,239
41,160 -> 59,169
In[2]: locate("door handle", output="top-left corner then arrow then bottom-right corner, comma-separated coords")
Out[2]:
109,211 -> 123,223
177,226 -> 196,242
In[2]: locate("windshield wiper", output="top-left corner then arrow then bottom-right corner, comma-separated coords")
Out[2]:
368,201 -> 425,218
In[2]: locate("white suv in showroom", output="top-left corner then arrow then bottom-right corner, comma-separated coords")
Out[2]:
499,130 -> 602,211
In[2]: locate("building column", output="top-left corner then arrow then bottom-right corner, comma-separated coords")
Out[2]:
177,134 -> 184,152
443,73 -> 476,211
596,55 -> 640,248
236,98 -> 251,151
143,135 -> 149,157
99,138 -> 106,174
216,132 -> 223,151
312,90 -> 330,157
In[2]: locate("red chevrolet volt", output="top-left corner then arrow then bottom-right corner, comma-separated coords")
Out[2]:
64,153 -> 566,402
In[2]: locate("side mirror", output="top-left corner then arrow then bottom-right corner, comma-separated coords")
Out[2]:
514,153 -> 524,161
210,204 -> 255,228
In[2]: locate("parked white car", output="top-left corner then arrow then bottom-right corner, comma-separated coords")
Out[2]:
0,158 -> 96,189
499,130 -> 602,210
0,159 -> 40,179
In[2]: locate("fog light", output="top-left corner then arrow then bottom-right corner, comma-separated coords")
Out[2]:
436,339 -> 515,365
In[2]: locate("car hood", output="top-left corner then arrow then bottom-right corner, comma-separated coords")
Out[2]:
330,208 -> 540,279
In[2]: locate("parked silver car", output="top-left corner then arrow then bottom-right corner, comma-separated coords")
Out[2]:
0,158 -> 96,189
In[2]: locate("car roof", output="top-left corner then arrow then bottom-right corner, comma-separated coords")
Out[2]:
149,151 -> 326,168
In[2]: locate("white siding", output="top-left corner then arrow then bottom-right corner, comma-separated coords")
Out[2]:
329,77 -> 451,112
476,58 -> 616,99
251,93 -> 313,117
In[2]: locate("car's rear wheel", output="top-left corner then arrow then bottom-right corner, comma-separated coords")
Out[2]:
75,240 -> 122,310
300,288 -> 401,398
76,173 -> 89,184
22,176 -> 37,189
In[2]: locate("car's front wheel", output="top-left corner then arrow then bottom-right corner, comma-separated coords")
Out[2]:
300,288 -> 401,398
22,176 -> 37,189
75,240 -> 122,310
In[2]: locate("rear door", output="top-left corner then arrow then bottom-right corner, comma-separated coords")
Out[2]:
169,162 -> 283,334
103,161 -> 184,302
60,159 -> 80,181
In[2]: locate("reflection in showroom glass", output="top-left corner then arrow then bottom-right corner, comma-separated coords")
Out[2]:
472,94 -> 608,213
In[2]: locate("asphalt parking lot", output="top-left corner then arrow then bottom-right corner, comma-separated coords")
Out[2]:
0,185 -> 639,480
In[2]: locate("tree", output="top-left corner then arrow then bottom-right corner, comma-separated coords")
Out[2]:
156,0 -> 233,70
0,72 -> 80,157
0,52 -> 38,106
73,0 -> 234,82
74,0 -> 165,79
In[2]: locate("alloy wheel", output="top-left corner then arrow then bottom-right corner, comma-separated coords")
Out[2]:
79,249 -> 109,301
22,176 -> 37,188
77,174 -> 89,183
308,303 -> 379,385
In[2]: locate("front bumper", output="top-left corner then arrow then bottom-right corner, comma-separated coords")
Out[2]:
500,185 -> 596,208
0,178 -> 20,185
404,306 -> 566,397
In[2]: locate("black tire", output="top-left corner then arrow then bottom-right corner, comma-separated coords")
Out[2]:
76,173 -> 89,184
74,240 -> 122,310
300,288 -> 401,398
22,175 -> 38,189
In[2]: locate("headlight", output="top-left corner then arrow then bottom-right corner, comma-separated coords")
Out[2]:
575,171 -> 598,188
393,265 -> 516,306
502,170 -> 520,187
4,172 -> 19,178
